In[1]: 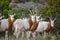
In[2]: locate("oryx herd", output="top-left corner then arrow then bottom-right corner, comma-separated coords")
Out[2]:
0,14 -> 56,40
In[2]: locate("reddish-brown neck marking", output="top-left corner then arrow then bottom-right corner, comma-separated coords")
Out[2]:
28,17 -> 33,30
6,17 -> 13,31
44,22 -> 52,33
29,17 -> 39,32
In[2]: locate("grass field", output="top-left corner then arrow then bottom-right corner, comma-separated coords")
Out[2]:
0,32 -> 60,40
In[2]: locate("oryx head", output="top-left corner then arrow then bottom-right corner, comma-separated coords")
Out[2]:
36,16 -> 40,22
8,14 -> 15,21
50,17 -> 56,27
30,15 -> 36,22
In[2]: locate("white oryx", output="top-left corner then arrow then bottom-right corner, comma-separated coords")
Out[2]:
28,17 -> 56,38
13,15 -> 40,39
0,14 -> 15,40
26,15 -> 40,38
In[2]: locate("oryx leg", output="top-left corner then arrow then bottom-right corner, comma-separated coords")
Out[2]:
32,32 -> 36,38
5,31 -> 8,40
32,32 -> 36,40
26,31 -> 32,40
21,31 -> 25,38
43,32 -> 47,38
13,25 -> 19,40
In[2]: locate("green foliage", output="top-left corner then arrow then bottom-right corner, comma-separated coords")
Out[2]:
0,0 -> 8,7
46,0 -> 57,7
0,0 -> 11,12
0,0 -> 12,18
3,8 -> 31,19
37,6 -> 51,16
46,0 -> 60,12
3,9 -> 9,18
